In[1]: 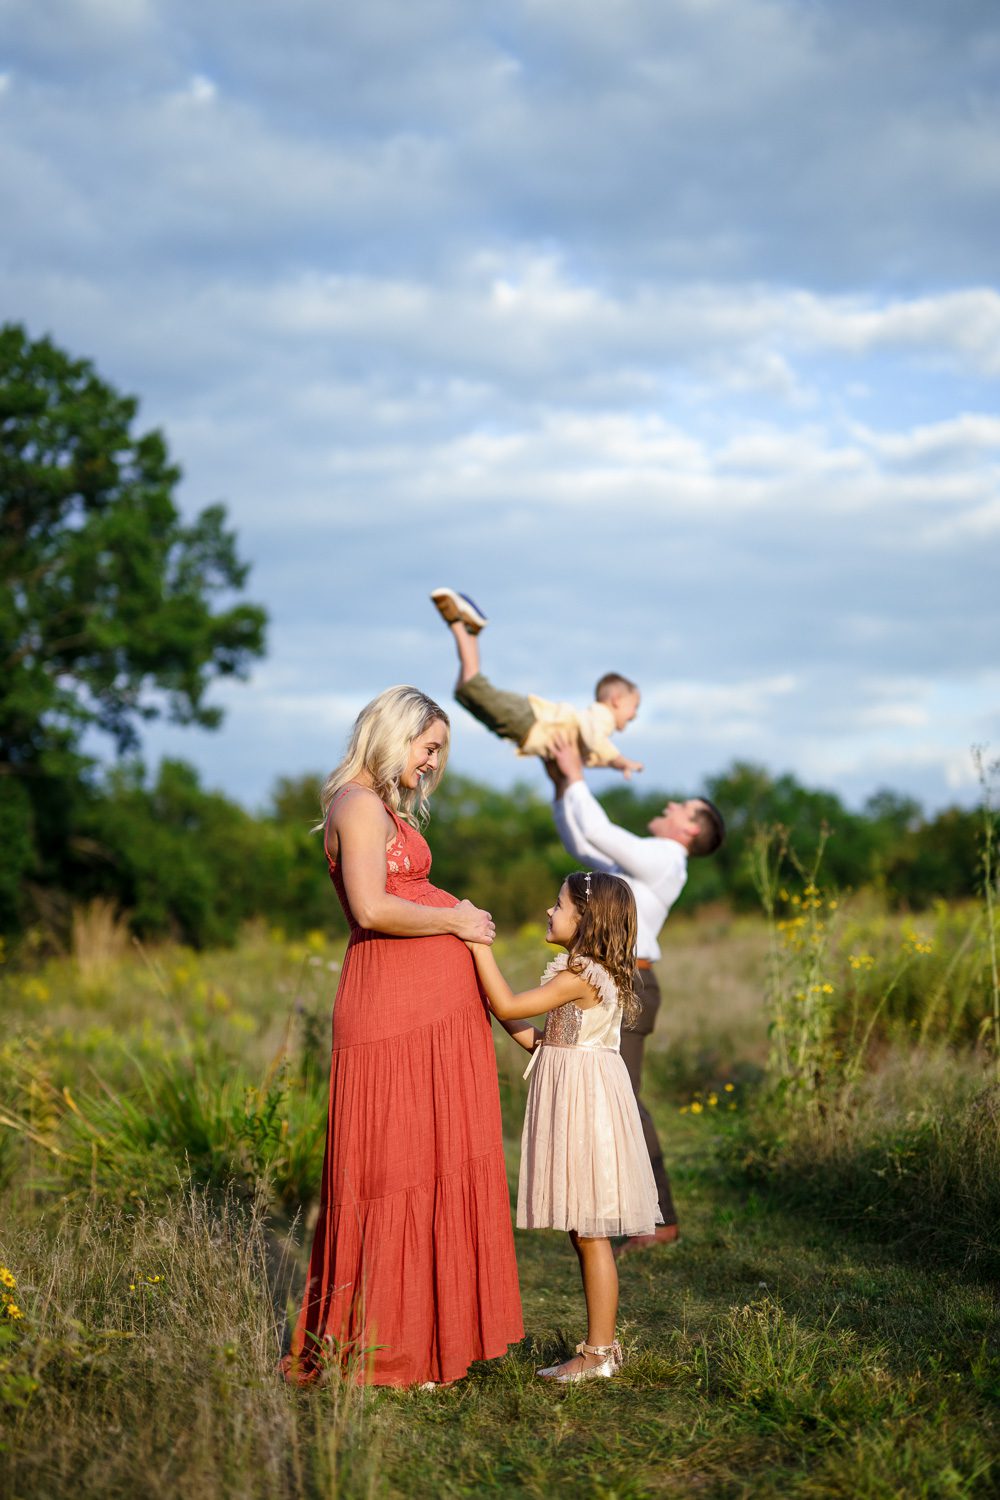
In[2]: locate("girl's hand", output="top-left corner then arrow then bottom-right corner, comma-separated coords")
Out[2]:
450,899 -> 496,945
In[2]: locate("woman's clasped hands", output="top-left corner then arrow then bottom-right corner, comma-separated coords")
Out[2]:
450,899 -> 496,945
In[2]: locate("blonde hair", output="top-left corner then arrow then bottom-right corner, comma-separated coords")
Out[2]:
319,686 -> 450,829
563,872 -> 640,1027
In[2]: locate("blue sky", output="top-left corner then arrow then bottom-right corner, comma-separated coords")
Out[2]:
3,0 -> 998,812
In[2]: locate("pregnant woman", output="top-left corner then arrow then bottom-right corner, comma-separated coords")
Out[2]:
282,685 -> 523,1387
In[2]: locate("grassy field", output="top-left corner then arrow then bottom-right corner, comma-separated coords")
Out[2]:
2,903 -> 999,1498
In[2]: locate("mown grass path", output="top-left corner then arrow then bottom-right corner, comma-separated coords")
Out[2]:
359,1108 -> 998,1499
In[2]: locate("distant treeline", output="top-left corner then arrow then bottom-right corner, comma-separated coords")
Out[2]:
2,328 -> 983,953
4,757 -> 984,951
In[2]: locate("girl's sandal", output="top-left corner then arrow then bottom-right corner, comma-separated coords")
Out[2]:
537,1339 -> 623,1383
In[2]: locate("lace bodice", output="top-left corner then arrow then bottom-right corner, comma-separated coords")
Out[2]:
539,954 -> 624,1052
325,795 -> 454,931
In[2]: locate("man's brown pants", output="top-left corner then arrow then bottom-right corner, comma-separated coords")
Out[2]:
620,966 -> 678,1227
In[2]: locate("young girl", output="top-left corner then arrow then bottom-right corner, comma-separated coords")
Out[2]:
469,871 -> 661,1382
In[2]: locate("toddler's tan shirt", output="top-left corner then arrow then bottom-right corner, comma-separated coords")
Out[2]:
519,696 -> 620,767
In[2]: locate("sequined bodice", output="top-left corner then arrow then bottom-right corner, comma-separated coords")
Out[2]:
540,955 -> 624,1052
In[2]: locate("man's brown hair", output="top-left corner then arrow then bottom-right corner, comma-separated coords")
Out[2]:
690,798 -> 725,858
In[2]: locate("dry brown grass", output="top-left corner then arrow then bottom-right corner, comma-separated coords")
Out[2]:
71,899 -> 133,996
0,1186 -> 380,1500
652,909 -> 771,1065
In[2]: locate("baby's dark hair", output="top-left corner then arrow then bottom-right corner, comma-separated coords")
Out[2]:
563,871 -> 640,1027
594,672 -> 637,702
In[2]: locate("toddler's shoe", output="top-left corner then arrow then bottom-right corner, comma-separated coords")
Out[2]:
430,587 -> 488,635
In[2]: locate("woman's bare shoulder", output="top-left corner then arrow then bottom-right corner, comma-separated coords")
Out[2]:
328,785 -> 394,843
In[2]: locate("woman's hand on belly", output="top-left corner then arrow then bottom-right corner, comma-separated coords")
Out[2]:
449,900 -> 496,945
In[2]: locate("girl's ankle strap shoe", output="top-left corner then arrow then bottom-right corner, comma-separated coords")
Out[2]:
537,1338 -> 623,1382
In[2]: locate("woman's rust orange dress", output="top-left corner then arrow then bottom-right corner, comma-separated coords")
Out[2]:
283,803 -> 523,1386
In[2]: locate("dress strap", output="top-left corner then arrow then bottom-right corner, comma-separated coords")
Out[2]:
323,783 -> 389,864
384,801 -> 406,832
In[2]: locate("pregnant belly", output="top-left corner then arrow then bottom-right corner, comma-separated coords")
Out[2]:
332,926 -> 485,1048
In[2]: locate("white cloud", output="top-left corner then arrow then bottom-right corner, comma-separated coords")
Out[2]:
642,676 -> 799,741
796,290 -> 1000,376
3,0 -> 999,813
851,413 -> 1000,464
177,73 -> 216,105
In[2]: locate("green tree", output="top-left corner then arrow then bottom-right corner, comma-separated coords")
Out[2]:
0,324 -> 267,931
75,760 -> 297,948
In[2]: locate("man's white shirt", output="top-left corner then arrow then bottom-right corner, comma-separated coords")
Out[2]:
553,780 -> 688,962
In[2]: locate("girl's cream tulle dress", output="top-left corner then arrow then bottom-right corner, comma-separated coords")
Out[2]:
517,954 -> 663,1238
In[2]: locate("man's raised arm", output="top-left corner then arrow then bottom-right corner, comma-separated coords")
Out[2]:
550,737 -> 680,887
544,754 -> 621,874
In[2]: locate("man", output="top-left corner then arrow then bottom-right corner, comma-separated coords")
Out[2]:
546,736 -> 725,1256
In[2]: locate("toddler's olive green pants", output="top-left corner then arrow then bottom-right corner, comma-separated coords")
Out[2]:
454,672 -> 535,746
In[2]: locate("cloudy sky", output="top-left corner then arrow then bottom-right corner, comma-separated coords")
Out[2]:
3,0 -> 998,812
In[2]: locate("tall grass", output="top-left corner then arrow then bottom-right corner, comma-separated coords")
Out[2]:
71,899 -> 133,999
972,747 -> 1000,1081
737,793 -> 1000,1277
735,1048 -> 1000,1276
2,910 -> 999,1494
1,1034 -> 328,1211
0,1187 -> 379,1498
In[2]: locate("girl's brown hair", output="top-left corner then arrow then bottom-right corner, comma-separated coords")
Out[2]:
563,871 -> 640,1027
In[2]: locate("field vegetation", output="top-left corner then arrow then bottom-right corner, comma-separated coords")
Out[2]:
3,843 -> 999,1497
6,318 -> 998,1497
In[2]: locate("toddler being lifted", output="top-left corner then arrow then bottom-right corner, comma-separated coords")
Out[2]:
430,588 -> 644,779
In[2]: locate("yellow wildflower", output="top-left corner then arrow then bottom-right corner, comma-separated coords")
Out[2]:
6,1303 -> 23,1319
690,1101 -> 704,1115
724,1083 -> 735,1093
0,1267 -> 15,1289
708,1093 -> 719,1107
